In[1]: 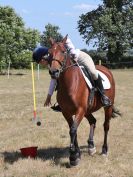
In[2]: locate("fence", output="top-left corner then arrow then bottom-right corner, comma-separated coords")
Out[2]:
98,60 -> 133,69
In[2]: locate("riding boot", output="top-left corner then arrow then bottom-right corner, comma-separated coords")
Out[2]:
51,103 -> 62,112
95,75 -> 112,107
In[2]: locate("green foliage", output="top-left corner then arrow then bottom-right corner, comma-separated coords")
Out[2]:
78,0 -> 133,62
11,50 -> 32,69
0,6 -> 64,71
0,6 -> 24,68
41,23 -> 63,47
82,48 -> 133,68
0,6 -> 63,71
0,6 -> 40,71
23,28 -> 40,51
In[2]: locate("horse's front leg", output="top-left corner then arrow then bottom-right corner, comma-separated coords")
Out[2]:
69,115 -> 81,166
86,114 -> 97,155
102,106 -> 112,155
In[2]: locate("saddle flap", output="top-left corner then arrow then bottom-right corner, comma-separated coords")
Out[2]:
79,66 -> 111,90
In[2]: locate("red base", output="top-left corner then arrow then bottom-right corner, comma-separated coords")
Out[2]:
20,146 -> 38,158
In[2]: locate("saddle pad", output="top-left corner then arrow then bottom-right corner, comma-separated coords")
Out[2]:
79,66 -> 111,90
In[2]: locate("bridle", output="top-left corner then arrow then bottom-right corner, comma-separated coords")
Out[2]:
50,46 -> 77,77
49,43 -> 77,79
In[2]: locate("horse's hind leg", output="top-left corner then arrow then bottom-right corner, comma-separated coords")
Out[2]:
102,106 -> 112,155
86,114 -> 97,155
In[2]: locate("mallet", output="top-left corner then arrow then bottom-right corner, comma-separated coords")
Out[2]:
31,62 -> 41,126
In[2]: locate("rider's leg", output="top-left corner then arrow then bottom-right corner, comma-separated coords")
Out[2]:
94,75 -> 112,107
51,103 -> 62,112
77,51 -> 111,107
65,38 -> 111,107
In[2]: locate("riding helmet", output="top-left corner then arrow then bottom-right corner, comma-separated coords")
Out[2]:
32,46 -> 49,63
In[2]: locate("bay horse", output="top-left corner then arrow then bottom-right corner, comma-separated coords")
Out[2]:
48,36 -> 121,166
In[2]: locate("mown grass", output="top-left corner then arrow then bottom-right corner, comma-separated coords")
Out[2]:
0,69 -> 133,177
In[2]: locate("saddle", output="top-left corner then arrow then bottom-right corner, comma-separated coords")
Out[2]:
51,64 -> 111,111
80,65 -> 111,105
80,65 -> 96,105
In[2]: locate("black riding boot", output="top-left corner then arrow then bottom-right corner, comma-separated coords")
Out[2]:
95,75 -> 112,107
51,103 -> 62,112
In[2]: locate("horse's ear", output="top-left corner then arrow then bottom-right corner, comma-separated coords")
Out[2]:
62,34 -> 68,44
49,37 -> 55,45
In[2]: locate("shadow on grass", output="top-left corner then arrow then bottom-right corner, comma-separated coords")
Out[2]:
1,146 -> 69,165
1,145 -> 88,167
0,72 -> 26,76
37,147 -> 69,166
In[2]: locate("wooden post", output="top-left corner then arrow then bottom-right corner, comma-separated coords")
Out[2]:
37,64 -> 40,80
99,60 -> 101,65
7,60 -> 11,79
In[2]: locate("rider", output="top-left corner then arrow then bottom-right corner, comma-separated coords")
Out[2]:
32,46 -> 58,109
32,37 -> 111,110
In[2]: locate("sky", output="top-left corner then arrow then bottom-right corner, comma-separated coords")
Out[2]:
0,0 -> 102,49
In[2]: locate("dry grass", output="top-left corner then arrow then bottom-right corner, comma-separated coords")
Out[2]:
0,69 -> 133,177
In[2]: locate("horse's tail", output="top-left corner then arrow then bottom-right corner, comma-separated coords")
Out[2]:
111,105 -> 122,118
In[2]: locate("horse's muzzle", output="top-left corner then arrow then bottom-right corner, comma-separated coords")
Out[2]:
49,69 -> 60,79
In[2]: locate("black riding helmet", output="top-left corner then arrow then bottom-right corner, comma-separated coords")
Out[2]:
32,46 -> 49,63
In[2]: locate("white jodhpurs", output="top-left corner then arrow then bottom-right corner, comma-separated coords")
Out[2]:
65,37 -> 98,80
77,51 -> 98,80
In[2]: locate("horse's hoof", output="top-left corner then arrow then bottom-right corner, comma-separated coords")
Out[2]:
70,158 -> 80,166
101,153 -> 108,157
88,147 -> 96,156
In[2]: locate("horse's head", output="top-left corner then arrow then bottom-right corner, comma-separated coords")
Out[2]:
48,35 -> 68,79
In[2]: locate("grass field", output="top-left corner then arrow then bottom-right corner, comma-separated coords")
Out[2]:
0,69 -> 133,177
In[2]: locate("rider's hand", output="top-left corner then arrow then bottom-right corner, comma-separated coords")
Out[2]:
44,94 -> 52,107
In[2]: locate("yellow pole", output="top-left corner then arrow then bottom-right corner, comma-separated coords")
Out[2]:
31,62 -> 36,118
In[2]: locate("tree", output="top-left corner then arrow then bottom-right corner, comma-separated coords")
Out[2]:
12,50 -> 32,69
41,23 -> 63,47
78,0 -> 133,62
0,6 -> 25,67
23,28 -> 40,51
0,6 -> 40,71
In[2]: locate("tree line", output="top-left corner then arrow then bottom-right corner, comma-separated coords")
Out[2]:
0,6 -> 63,72
0,0 -> 133,72
78,0 -> 133,62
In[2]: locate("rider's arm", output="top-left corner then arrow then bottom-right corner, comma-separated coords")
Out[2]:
65,38 -> 79,61
44,78 -> 57,106
48,78 -> 57,95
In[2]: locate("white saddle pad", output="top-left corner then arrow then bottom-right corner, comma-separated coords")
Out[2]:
79,66 -> 111,90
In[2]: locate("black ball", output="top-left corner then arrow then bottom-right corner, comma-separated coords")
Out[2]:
37,121 -> 41,126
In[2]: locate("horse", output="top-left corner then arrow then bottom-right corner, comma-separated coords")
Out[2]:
48,35 -> 121,166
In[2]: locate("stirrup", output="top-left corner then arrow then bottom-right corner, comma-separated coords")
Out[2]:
51,103 -> 62,112
101,95 -> 112,107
